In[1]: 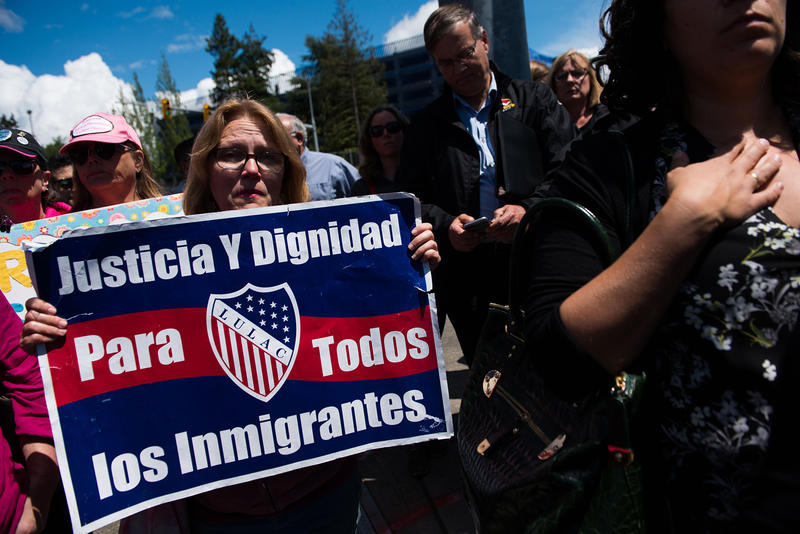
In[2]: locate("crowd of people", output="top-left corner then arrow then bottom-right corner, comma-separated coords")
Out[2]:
1,0 -> 798,532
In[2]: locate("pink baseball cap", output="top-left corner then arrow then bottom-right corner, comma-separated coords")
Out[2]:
59,112 -> 142,154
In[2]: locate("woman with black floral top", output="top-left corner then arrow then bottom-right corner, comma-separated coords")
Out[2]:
523,1 -> 800,532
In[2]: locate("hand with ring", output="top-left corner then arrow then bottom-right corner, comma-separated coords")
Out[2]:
665,136 -> 783,234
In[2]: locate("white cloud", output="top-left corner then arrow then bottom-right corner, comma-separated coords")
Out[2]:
117,5 -> 172,20
536,3 -> 604,59
268,49 -> 298,94
0,2 -> 25,33
117,6 -> 146,18
150,6 -> 174,20
166,33 -> 207,53
178,78 -> 215,110
0,54 -> 133,146
384,0 -> 436,43
129,60 -> 145,70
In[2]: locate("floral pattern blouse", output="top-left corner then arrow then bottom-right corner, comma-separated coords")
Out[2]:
647,122 -> 800,533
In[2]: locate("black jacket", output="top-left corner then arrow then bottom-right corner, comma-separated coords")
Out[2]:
395,63 -> 576,251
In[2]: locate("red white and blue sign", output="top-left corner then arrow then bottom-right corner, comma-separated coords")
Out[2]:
26,194 -> 451,533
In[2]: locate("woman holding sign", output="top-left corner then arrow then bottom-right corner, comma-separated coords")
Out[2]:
23,97 -> 439,533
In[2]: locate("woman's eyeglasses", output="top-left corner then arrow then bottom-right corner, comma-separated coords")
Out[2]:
555,68 -> 588,83
0,159 -> 37,176
67,143 -> 135,165
213,147 -> 285,174
369,121 -> 403,138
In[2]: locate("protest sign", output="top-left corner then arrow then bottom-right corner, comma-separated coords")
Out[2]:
0,195 -> 184,319
26,194 -> 451,533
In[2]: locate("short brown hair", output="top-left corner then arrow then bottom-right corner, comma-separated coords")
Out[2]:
423,4 -> 482,52
183,97 -> 309,215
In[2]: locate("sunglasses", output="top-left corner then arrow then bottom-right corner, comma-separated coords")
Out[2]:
555,68 -> 588,83
369,121 -> 403,138
67,142 -> 135,165
55,178 -> 73,189
0,159 -> 37,175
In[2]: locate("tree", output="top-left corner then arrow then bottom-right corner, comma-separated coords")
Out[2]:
237,24 -> 278,107
206,14 -> 239,105
302,0 -> 386,153
0,114 -> 19,129
42,137 -> 65,160
155,54 -> 193,188
115,72 -> 164,180
206,15 -> 279,107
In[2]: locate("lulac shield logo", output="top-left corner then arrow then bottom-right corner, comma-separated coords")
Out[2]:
206,283 -> 300,402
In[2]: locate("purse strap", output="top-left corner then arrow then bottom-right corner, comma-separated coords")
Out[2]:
506,197 -> 620,331
507,130 -> 639,332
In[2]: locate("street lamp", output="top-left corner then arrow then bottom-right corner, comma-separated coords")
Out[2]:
26,109 -> 33,136
304,76 -> 319,152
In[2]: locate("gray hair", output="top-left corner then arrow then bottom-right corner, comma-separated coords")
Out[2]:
423,4 -> 483,52
276,112 -> 306,146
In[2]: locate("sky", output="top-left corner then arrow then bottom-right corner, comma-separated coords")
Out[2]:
0,0 -> 607,145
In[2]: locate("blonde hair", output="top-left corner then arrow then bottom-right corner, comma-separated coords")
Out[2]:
72,142 -> 162,210
529,60 -> 550,82
183,98 -> 309,215
547,50 -> 603,111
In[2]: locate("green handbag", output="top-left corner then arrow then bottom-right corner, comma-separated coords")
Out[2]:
457,197 -> 647,533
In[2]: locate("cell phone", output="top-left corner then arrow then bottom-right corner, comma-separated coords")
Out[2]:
463,217 -> 490,232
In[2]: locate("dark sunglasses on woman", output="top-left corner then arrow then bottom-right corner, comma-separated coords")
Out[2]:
67,142 -> 135,165
369,121 -> 403,137
0,159 -> 37,175
554,68 -> 588,83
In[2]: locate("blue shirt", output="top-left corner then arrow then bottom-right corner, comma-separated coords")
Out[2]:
454,73 -> 498,219
300,150 -> 361,201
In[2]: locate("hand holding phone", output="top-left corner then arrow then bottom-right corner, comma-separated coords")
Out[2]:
463,216 -> 490,232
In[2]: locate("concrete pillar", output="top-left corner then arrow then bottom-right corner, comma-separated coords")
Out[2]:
440,0 -> 529,80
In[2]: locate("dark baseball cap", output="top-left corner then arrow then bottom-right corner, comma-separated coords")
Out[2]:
0,128 -> 47,161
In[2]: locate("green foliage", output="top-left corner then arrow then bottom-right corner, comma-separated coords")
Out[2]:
279,77 -> 316,147
0,114 -> 18,129
42,136 -> 65,160
206,14 -> 239,105
238,24 -> 278,107
302,0 -> 386,153
156,54 -> 193,188
115,58 -> 192,190
205,14 -> 279,107
115,72 -> 164,180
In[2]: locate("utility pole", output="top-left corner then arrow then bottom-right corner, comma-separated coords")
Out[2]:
305,76 -> 320,152
440,0 -> 529,80
26,109 -> 33,136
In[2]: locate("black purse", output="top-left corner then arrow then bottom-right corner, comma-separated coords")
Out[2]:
457,197 -> 647,533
